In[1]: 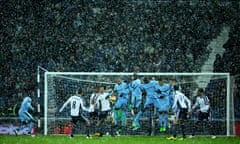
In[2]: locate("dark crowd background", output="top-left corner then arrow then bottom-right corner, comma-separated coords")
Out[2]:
0,1 -> 239,120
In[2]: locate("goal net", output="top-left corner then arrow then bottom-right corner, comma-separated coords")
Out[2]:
43,72 -> 233,136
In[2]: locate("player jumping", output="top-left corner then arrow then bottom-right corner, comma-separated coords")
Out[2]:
112,78 -> 129,135
156,78 -> 170,132
128,73 -> 142,130
136,77 -> 162,134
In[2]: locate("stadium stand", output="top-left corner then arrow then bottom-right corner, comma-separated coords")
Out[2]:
0,1 -> 239,121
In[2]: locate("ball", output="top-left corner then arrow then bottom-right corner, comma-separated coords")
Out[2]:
109,95 -> 117,102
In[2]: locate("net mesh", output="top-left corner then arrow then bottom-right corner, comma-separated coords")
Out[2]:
44,73 -> 230,136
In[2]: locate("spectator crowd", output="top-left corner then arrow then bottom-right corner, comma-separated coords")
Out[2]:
0,1 -> 239,118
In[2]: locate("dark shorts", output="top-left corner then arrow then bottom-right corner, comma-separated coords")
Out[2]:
71,113 -> 89,124
89,111 -> 99,121
198,112 -> 210,121
176,108 -> 188,120
98,111 -> 111,121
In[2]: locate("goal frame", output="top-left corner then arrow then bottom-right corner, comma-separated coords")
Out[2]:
43,72 -> 231,136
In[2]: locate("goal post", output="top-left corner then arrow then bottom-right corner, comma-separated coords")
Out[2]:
43,72 -> 233,136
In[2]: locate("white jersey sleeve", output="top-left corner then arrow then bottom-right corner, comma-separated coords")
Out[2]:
59,97 -> 71,113
192,96 -> 210,113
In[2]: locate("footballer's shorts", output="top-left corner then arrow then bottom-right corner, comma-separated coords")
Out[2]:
89,111 -> 99,120
144,97 -> 161,110
176,108 -> 188,121
131,95 -> 142,108
71,113 -> 89,124
158,98 -> 170,112
98,110 -> 111,121
198,111 -> 210,121
115,97 -> 128,110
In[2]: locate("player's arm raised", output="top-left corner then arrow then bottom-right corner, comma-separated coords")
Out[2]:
59,97 -> 71,112
104,90 -> 113,100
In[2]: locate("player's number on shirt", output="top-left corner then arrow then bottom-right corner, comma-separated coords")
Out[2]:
72,101 -> 76,109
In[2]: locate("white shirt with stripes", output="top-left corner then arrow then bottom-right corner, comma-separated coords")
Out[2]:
192,95 -> 210,113
172,90 -> 191,112
59,95 -> 88,116
89,93 -> 100,112
96,92 -> 112,112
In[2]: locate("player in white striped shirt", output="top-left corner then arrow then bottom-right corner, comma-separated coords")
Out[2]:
59,88 -> 91,138
167,85 -> 191,140
189,88 -> 216,139
94,86 -> 113,137
89,87 -> 101,120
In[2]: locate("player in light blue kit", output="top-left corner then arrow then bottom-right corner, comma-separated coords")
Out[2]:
14,96 -> 36,136
141,77 -> 160,109
128,73 -> 142,130
134,77 -> 161,130
169,79 -> 176,108
113,78 -> 129,133
156,78 -> 170,132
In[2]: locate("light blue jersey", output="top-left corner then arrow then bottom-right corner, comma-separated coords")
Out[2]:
134,80 -> 160,129
141,80 -> 159,99
19,97 -> 34,122
156,83 -> 171,130
159,83 -> 170,97
141,80 -> 161,109
156,83 -> 170,111
113,81 -> 129,127
16,96 -> 35,135
129,79 -> 142,107
114,81 -> 129,100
